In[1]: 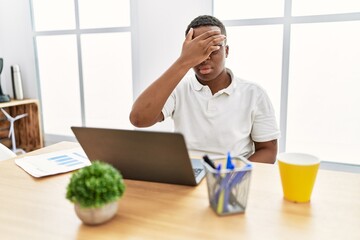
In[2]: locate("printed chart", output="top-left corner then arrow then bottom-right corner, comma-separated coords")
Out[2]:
15,148 -> 91,177
48,153 -> 88,167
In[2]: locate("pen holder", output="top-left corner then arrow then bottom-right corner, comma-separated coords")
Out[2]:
203,157 -> 252,216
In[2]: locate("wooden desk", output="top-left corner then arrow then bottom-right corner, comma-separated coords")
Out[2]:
0,142 -> 359,240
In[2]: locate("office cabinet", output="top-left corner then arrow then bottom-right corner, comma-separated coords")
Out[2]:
0,99 -> 43,152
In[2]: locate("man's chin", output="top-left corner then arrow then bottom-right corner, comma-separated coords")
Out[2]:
195,74 -> 215,83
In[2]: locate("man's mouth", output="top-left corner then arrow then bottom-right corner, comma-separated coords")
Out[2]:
199,66 -> 212,75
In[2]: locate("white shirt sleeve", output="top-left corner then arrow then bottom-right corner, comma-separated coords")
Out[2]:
251,89 -> 281,142
161,92 -> 176,119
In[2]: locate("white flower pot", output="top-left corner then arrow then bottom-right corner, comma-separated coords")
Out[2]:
74,201 -> 118,225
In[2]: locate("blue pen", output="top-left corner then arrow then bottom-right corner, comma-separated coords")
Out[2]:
227,163 -> 252,207
216,163 -> 222,172
229,164 -> 252,188
226,151 -> 234,170
216,163 -> 228,214
217,171 -> 232,214
218,152 -> 235,213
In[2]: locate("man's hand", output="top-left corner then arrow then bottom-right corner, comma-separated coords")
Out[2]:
179,28 -> 226,68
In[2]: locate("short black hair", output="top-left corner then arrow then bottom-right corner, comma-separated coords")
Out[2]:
185,15 -> 227,36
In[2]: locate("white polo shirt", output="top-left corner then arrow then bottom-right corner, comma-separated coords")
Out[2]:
162,69 -> 280,158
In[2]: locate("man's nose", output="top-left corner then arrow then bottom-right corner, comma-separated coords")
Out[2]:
202,56 -> 211,64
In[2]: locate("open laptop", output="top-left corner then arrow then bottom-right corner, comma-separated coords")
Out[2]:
71,126 -> 205,186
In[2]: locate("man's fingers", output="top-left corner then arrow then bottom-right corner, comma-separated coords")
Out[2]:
193,30 -> 226,48
195,29 -> 222,40
205,35 -> 226,47
185,28 -> 194,41
181,29 -> 226,67
206,45 -> 221,56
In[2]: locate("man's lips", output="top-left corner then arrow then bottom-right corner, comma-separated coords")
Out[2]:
198,65 -> 212,74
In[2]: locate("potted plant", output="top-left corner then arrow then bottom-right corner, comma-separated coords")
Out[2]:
66,161 -> 126,225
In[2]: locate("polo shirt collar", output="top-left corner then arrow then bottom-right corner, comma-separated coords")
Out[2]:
192,76 -> 205,91
191,68 -> 237,95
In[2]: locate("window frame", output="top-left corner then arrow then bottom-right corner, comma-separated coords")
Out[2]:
29,0 -> 133,144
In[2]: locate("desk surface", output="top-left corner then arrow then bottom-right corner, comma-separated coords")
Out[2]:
0,142 -> 359,240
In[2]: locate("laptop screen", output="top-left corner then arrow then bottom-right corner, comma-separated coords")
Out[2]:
71,127 -> 205,186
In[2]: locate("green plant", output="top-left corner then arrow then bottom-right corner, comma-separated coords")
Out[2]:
66,161 -> 126,208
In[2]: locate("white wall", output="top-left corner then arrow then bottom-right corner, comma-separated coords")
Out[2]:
0,0 -> 38,99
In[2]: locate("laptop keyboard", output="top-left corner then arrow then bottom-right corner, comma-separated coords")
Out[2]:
193,168 -> 203,177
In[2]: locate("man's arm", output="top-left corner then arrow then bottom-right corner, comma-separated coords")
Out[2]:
129,28 -> 226,127
248,139 -> 278,164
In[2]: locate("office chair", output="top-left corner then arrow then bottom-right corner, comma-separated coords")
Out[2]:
0,142 -> 16,161
1,108 -> 28,155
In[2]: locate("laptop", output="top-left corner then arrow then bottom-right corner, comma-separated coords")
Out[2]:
71,126 -> 205,186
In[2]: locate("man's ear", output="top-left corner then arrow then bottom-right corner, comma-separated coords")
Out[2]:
225,45 -> 229,58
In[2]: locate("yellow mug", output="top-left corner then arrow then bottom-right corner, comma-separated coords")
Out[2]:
277,153 -> 320,203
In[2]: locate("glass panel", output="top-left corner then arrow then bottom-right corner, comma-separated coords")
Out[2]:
81,32 -> 133,129
225,25 -> 283,122
36,35 -> 82,136
292,0 -> 360,16
287,21 -> 360,165
78,0 -> 130,28
32,0 -> 75,31
214,0 -> 284,20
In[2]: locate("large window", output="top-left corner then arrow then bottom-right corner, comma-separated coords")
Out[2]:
215,0 -> 360,165
225,25 -> 283,122
31,0 -> 132,141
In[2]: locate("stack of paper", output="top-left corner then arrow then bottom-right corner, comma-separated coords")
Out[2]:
15,148 -> 91,178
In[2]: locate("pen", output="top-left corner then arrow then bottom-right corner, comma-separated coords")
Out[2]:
227,163 -> 253,208
217,152 -> 235,214
222,152 -> 234,213
226,151 -> 234,170
229,164 -> 252,188
217,171 -> 232,214
203,155 -> 217,169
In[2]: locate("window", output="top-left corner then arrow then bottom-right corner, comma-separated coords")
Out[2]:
81,32 -> 132,129
287,21 -> 360,164
292,0 -> 360,16
36,35 -> 81,135
32,0 -> 76,31
214,0 -> 284,20
31,0 -> 132,140
225,25 -> 283,122
214,0 -> 360,165
78,0 -> 130,28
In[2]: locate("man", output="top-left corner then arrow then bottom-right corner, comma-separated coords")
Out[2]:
129,15 -> 280,163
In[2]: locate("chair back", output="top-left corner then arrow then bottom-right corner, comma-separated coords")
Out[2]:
0,143 -> 16,161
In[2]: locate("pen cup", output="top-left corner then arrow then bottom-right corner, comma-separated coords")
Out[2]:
203,157 -> 252,216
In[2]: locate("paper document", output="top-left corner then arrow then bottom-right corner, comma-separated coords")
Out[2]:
15,147 -> 91,178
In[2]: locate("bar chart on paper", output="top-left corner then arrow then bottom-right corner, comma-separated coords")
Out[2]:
15,148 -> 91,177
48,153 -> 88,167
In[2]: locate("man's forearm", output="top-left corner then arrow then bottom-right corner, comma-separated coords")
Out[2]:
248,149 -> 276,164
129,59 -> 191,127
248,140 -> 278,164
